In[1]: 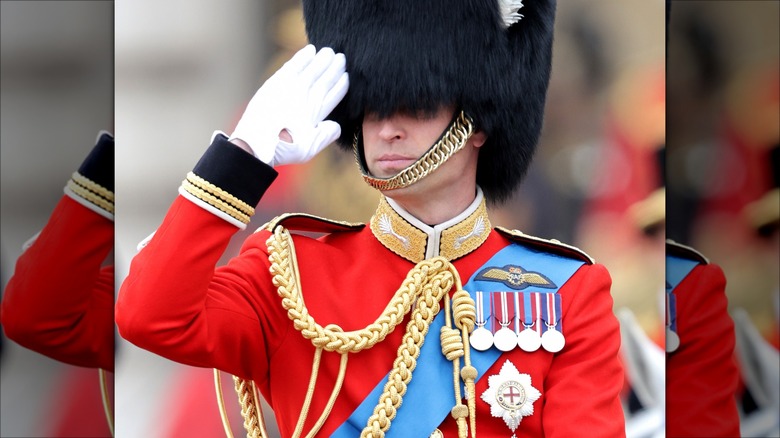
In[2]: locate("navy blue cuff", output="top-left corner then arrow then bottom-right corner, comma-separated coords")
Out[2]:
192,134 -> 278,208
78,132 -> 114,192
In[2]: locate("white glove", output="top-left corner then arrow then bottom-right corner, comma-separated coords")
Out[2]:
230,45 -> 349,167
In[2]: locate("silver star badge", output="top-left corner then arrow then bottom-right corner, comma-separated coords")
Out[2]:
480,360 -> 541,436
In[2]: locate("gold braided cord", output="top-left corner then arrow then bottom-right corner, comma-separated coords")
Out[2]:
72,172 -> 114,202
292,348 -> 322,438
306,351 -> 349,438
181,179 -> 251,224
441,286 -> 479,438
452,289 -> 478,438
360,268 -> 453,438
234,375 -> 263,438
98,369 -> 114,437
214,369 -> 237,438
267,225 -> 470,437
186,171 -> 256,217
67,180 -> 115,214
354,111 -> 474,191
252,381 -> 270,438
268,227 -> 423,353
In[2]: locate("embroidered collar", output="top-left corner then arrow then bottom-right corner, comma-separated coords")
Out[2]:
370,188 -> 491,263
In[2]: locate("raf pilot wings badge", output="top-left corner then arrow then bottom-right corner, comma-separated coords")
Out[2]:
475,264 -> 556,290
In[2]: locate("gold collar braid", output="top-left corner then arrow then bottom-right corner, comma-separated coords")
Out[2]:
222,225 -> 479,438
354,111 -> 474,191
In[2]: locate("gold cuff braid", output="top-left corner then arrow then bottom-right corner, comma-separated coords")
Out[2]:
354,111 -> 474,191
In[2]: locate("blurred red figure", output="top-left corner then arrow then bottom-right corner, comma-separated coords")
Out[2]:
1,132 -> 114,437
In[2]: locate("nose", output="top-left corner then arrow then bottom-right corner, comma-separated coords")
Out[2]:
377,118 -> 405,143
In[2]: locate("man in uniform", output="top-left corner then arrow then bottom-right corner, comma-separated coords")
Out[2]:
2,131 -> 114,372
116,1 -> 626,436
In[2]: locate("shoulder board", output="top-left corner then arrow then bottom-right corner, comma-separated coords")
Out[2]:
257,213 -> 365,234
495,226 -> 594,264
666,239 -> 709,264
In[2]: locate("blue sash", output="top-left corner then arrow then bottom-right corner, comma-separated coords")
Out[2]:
332,244 -> 586,437
666,255 -> 700,333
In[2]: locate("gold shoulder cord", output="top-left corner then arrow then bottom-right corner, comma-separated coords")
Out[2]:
218,225 -> 479,438
99,368 -> 114,437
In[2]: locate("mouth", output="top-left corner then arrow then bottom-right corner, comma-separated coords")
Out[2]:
374,154 -> 417,175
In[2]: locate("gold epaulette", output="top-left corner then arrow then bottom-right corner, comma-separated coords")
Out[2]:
665,239 -> 709,264
495,226 -> 595,264
258,213 -> 365,234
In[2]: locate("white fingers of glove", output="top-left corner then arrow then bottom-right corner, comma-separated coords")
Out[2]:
230,44 -> 349,167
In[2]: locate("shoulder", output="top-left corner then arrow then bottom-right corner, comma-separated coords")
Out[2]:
666,239 -> 709,264
259,213 -> 365,234
494,226 -> 595,265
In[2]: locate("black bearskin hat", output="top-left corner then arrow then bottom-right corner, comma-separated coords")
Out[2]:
303,0 -> 556,204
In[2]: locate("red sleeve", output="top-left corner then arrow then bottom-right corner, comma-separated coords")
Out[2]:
543,263 -> 626,437
115,197 -> 285,382
666,263 -> 740,437
1,195 -> 114,371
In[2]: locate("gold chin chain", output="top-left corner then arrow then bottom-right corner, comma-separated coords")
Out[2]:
354,111 -> 474,192
222,226 -> 479,438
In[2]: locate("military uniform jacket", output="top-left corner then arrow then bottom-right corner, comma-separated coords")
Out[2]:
116,136 -> 625,437
1,136 -> 114,371
665,241 -> 740,437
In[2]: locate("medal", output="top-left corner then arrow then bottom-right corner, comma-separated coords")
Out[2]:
541,328 -> 565,353
481,360 -> 541,437
517,326 -> 542,352
540,293 -> 565,353
471,291 -> 494,351
516,292 -> 541,351
493,292 -> 518,351
666,327 -> 680,352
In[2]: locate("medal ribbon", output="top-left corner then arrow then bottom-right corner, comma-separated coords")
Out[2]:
492,292 -> 516,333
541,293 -> 563,333
475,290 -> 490,330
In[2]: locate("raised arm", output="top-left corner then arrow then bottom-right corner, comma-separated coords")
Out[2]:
2,132 -> 115,371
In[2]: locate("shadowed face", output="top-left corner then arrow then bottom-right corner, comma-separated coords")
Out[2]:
360,106 -> 486,199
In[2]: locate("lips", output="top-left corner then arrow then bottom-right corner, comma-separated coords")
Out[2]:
375,154 -> 417,174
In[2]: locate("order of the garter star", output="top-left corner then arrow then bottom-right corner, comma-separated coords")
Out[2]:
481,360 -> 542,435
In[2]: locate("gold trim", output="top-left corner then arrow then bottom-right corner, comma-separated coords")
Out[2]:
370,196 -> 491,262
354,111 -> 474,191
67,179 -> 115,214
186,172 -> 255,217
495,227 -> 595,264
72,172 -> 114,202
181,179 -> 250,224
440,200 -> 491,260
98,368 -> 114,437
370,197 -> 427,262
266,226 -> 475,437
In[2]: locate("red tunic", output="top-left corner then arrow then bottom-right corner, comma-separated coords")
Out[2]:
117,195 -> 625,437
666,249 -> 741,437
1,195 -> 114,371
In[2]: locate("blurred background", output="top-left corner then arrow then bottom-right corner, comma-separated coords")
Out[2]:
1,1 -> 114,437
667,2 -> 779,436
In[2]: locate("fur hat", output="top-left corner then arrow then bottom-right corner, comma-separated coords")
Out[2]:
303,0 -> 556,204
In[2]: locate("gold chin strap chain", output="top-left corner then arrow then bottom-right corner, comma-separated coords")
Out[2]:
224,225 -> 478,438
354,111 -> 474,192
